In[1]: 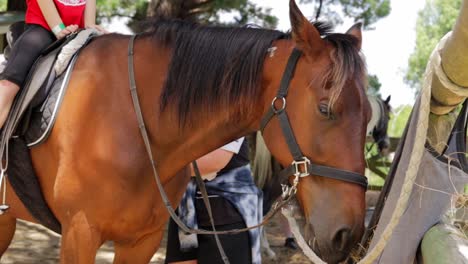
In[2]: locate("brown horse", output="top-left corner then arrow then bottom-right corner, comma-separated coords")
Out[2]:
0,0 -> 370,263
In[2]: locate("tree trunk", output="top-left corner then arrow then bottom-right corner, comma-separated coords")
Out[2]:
420,224 -> 468,263
147,0 -> 187,19
428,0 -> 468,152
430,0 -> 468,115
146,0 -> 212,21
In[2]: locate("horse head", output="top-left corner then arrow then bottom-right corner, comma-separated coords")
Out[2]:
372,95 -> 391,155
259,1 -> 370,262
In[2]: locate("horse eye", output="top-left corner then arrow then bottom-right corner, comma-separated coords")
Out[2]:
318,104 -> 334,119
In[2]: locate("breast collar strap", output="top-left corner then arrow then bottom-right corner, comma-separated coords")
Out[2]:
260,48 -> 368,192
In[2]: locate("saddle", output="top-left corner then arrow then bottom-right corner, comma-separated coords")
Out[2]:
0,25 -> 99,233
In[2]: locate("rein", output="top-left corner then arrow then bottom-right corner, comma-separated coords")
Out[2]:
127,35 -> 294,263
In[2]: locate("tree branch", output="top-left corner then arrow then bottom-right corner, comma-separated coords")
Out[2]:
187,8 -> 211,17
315,0 -> 323,20
187,0 -> 213,10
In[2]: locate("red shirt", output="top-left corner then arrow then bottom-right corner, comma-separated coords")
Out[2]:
25,0 -> 86,31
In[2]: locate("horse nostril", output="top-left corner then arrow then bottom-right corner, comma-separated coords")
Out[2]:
332,227 -> 352,252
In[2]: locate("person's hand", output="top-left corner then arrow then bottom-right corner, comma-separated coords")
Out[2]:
55,24 -> 79,40
86,24 -> 109,34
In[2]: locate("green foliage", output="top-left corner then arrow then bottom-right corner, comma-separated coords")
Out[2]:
0,0 -> 6,11
366,168 -> 385,187
388,104 -> 412,137
405,0 -> 461,91
367,74 -> 382,96
96,0 -> 147,21
93,0 -> 391,32
300,0 -> 391,29
364,141 -> 390,187
95,0 -> 277,32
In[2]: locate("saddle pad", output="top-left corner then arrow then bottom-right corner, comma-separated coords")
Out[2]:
24,55 -> 77,147
22,29 -> 100,147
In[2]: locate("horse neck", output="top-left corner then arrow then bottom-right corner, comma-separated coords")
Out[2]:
153,109 -> 260,179
134,36 -> 275,180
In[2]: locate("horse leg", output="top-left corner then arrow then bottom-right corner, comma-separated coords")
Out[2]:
59,212 -> 102,264
0,215 -> 16,256
113,230 -> 164,264
260,228 -> 277,260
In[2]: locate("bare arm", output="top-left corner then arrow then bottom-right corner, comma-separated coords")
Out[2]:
191,149 -> 234,180
36,0 -> 78,39
84,0 -> 108,33
84,0 -> 96,27
37,0 -> 62,30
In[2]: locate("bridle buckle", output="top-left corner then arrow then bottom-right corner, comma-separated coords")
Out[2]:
292,157 -> 311,177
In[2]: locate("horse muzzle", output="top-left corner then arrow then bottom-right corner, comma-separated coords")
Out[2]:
304,220 -> 363,264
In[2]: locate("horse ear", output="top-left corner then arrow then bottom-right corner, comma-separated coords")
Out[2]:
345,23 -> 362,50
289,0 -> 322,55
384,95 -> 391,104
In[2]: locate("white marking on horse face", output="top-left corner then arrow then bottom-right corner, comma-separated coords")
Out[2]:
268,47 -> 277,58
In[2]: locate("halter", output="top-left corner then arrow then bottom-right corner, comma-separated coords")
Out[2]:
260,48 -> 368,197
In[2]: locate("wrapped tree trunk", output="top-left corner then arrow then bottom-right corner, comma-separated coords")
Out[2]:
428,0 -> 468,151
420,224 -> 468,264
431,0 -> 468,113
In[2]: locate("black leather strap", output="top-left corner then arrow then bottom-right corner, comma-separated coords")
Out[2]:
128,35 -> 193,234
192,161 -> 229,264
260,48 -> 302,131
128,35 -> 293,247
277,111 -> 303,160
279,163 -> 368,188
277,48 -> 302,97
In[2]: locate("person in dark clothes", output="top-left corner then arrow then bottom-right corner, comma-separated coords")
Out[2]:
165,137 -> 262,264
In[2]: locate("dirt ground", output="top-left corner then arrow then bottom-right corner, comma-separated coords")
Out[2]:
2,192 -> 382,263
1,212 -> 310,264
0,191 -> 379,264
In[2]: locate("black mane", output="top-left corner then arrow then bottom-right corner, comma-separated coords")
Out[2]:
145,19 -> 357,125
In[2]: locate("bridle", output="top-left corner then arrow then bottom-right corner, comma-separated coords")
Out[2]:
259,48 -> 368,198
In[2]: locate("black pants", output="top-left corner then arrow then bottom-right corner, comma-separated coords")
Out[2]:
2,24 -> 55,87
165,197 -> 252,264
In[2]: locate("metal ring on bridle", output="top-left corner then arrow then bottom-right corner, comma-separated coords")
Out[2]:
271,96 -> 286,114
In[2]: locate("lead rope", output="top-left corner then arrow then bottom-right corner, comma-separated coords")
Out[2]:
282,32 -> 447,264
356,31 -> 446,264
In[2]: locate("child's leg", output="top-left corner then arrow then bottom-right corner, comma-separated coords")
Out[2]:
0,24 -> 55,128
